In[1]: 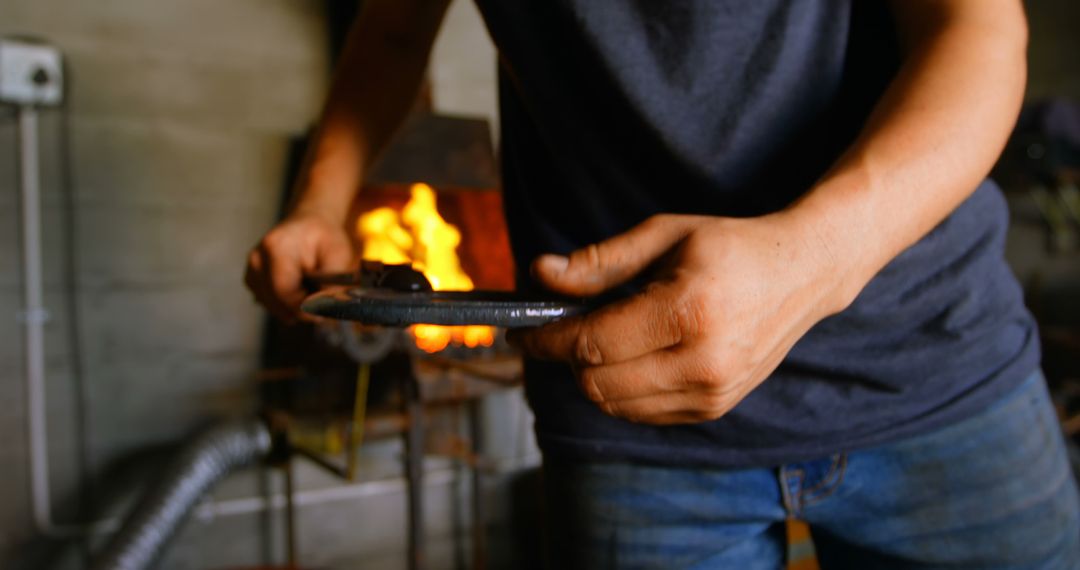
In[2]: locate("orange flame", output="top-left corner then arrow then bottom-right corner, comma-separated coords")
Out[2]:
357,183 -> 495,353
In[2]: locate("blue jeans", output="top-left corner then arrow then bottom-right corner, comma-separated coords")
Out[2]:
542,372 -> 1080,569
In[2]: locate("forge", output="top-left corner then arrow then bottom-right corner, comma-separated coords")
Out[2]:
257,113 -> 529,570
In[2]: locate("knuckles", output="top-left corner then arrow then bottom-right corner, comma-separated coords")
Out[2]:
577,367 -> 606,403
573,331 -> 605,367
260,229 -> 287,251
580,243 -> 604,273
668,284 -> 709,341
687,349 -> 729,387
644,213 -> 676,230
562,243 -> 603,279
696,389 -> 735,420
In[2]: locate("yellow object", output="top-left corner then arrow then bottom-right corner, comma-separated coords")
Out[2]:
346,362 -> 371,480
786,519 -> 820,570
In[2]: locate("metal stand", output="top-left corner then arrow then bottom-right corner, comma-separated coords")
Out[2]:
269,345 -> 508,570
402,372 -> 425,570
284,458 -> 298,568
468,400 -> 486,570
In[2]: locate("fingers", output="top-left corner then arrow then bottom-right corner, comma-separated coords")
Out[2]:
513,281 -> 700,366
575,345 -> 701,402
245,248 -> 298,323
592,387 -> 742,425
579,351 -> 744,425
532,214 -> 696,297
598,392 -> 726,425
264,247 -> 307,311
578,332 -> 796,426
244,215 -> 356,324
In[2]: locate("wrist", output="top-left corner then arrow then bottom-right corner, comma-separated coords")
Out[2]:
290,195 -> 351,227
288,170 -> 357,226
772,192 -> 877,317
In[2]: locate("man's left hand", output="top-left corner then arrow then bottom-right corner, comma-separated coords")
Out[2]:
509,212 -> 857,425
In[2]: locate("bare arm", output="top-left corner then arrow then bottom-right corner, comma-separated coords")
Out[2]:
797,0 -> 1029,302
514,0 -> 1029,424
292,0 -> 451,223
246,0 -> 451,322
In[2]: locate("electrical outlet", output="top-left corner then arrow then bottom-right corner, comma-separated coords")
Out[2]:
0,38 -> 63,106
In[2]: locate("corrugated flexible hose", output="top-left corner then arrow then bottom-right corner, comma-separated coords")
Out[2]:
91,418 -> 273,570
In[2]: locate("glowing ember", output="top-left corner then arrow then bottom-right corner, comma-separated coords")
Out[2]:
357,183 -> 496,353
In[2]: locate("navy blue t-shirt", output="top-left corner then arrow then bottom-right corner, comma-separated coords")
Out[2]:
475,0 -> 1039,467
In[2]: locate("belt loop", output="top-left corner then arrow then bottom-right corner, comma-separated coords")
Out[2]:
777,465 -> 803,516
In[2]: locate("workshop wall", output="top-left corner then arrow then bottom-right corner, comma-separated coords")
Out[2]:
430,0 -> 499,136
0,0 -> 325,567
0,1 -> 532,569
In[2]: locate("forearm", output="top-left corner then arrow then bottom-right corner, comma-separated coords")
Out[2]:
290,0 -> 450,223
787,0 -> 1028,308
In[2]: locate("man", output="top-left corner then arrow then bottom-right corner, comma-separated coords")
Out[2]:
245,0 -> 1080,567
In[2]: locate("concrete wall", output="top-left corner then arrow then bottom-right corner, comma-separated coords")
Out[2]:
0,0 -> 325,566
430,0 -> 499,137
1,1 -> 534,569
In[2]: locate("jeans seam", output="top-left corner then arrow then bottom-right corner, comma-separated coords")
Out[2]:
799,454 -> 841,497
802,454 -> 848,507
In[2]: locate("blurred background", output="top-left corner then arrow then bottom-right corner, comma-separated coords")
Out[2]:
0,1 -> 1078,569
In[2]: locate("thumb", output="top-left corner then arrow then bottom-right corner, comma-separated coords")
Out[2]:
533,215 -> 695,296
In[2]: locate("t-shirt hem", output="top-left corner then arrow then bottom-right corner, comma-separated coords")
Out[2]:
534,350 -> 1041,469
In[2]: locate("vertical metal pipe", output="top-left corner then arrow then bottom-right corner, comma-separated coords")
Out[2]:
18,106 -> 53,534
284,459 -> 298,567
403,374 -> 425,570
468,401 -> 486,570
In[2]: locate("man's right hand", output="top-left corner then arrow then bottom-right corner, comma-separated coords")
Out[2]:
244,209 -> 354,323
242,0 -> 449,322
